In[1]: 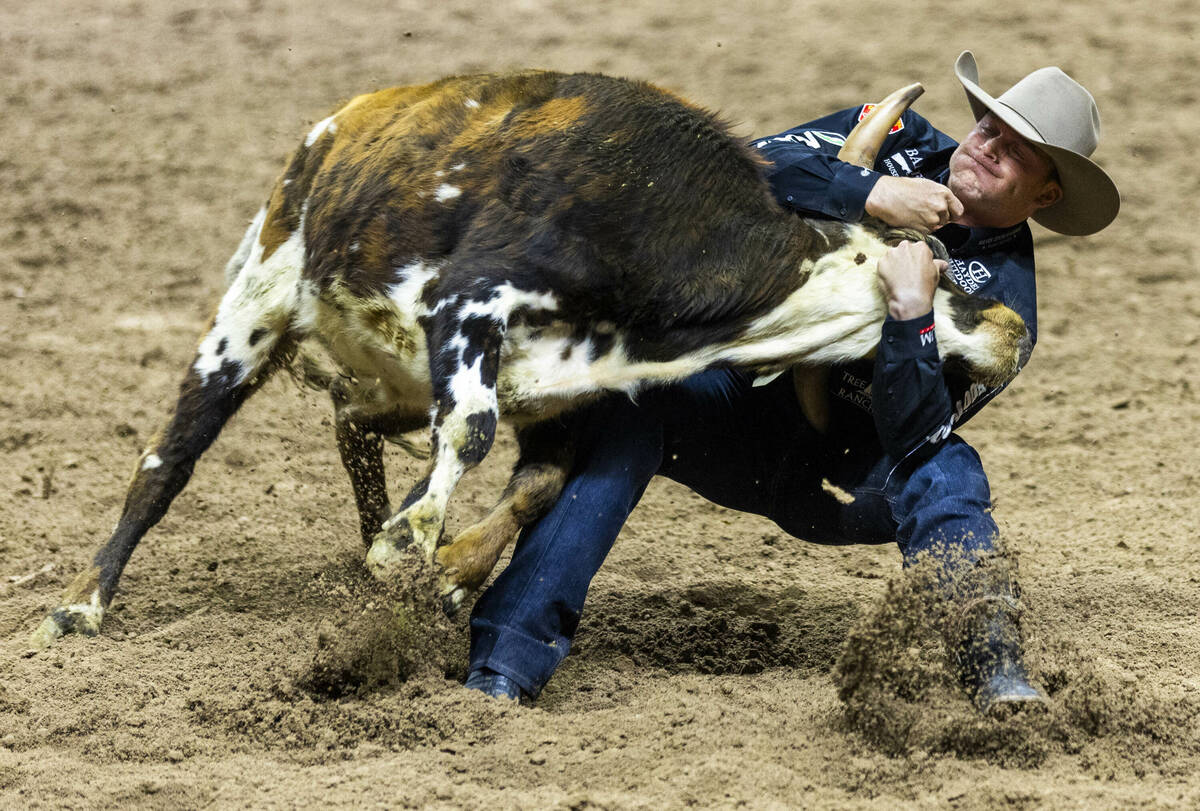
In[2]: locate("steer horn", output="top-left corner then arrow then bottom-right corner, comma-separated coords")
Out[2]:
836,82 -> 924,168
796,82 -> 924,438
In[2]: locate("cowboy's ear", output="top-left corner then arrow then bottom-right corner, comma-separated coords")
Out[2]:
1034,179 -> 1063,210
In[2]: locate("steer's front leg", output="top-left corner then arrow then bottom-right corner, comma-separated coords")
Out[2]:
436,418 -> 575,612
366,301 -> 504,579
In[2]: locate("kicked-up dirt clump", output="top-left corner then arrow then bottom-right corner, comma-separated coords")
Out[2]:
299,547 -> 466,698
834,554 -> 1200,770
183,549 -> 479,756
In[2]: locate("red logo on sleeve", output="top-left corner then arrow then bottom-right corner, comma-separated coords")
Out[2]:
919,323 -> 936,346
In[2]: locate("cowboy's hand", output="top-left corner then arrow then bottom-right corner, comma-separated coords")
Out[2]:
864,176 -> 964,233
877,240 -> 945,320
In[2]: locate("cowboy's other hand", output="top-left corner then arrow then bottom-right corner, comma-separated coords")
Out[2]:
877,240 -> 945,320
865,176 -> 965,233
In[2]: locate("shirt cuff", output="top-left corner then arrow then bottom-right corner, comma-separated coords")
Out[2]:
830,163 -> 882,221
881,310 -> 939,359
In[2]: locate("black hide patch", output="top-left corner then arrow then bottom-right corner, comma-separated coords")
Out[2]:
458,313 -> 503,386
457,409 -> 498,466
397,474 -> 431,510
947,293 -> 1003,335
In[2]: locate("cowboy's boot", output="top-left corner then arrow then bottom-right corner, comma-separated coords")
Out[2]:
953,591 -> 1047,714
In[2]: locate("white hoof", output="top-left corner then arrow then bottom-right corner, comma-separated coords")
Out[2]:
365,538 -> 406,580
26,596 -> 105,653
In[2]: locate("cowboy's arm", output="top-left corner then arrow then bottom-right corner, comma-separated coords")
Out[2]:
871,242 -> 958,458
753,106 -> 882,221
755,107 -> 958,229
866,177 -> 963,232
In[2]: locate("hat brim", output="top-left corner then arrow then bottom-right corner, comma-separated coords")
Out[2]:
954,51 -> 1120,236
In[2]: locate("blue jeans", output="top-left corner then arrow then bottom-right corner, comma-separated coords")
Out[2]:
469,369 -> 999,695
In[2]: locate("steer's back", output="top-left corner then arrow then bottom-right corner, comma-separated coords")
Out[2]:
278,73 -> 818,320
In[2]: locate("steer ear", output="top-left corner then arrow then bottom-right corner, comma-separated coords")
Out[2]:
836,82 -> 924,169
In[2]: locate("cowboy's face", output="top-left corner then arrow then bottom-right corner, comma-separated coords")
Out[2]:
948,113 -> 1062,228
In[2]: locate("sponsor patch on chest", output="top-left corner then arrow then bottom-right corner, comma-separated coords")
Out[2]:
881,147 -> 925,177
945,258 -> 993,294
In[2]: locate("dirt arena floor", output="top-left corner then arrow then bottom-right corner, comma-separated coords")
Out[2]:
3,0 -> 1199,807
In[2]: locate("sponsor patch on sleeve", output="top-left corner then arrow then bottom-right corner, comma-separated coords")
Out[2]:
857,104 -> 905,134
919,322 -> 936,346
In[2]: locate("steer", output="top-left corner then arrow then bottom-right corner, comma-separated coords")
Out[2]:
30,70 -> 1029,649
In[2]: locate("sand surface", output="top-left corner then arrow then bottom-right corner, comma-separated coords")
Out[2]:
2,0 -> 1199,807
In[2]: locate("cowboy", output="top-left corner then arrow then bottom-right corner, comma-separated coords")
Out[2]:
464,51 -> 1120,712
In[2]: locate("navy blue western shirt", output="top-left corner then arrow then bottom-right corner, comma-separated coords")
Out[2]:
751,106 -> 1038,462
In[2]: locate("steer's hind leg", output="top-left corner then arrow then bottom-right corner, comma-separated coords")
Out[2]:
365,306 -> 504,578
437,419 -> 575,613
329,380 -> 429,546
30,270 -> 305,650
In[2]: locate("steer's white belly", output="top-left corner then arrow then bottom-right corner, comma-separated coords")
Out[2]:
307,225 -> 900,424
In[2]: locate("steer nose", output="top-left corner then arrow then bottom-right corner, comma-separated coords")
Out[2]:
1016,330 -> 1033,372
983,302 -> 1032,376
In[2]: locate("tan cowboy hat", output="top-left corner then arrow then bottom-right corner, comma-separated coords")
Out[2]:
954,50 -> 1120,236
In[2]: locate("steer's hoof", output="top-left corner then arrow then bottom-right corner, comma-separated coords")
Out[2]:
435,560 -> 468,616
365,537 -> 407,580
26,605 -> 104,654
26,616 -> 65,654
440,585 -> 467,617
366,516 -> 418,580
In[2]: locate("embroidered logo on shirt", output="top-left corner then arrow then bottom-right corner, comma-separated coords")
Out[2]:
857,104 -> 905,133
919,323 -> 936,346
883,149 -> 926,178
832,370 -> 873,412
756,130 -> 847,150
945,258 -> 993,294
924,382 -> 991,444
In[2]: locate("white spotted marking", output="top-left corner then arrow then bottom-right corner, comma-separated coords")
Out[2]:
141,453 -> 163,471
450,163 -> 466,172
305,115 -> 337,147
385,261 -> 441,316
435,184 -> 461,202
66,588 -> 103,616
194,204 -> 310,385
465,99 -> 480,109
293,279 -> 322,336
459,283 -> 559,321
447,352 -> 493,414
